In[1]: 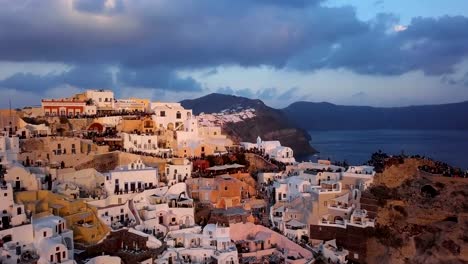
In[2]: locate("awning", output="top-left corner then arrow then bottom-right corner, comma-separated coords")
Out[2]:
286,219 -> 306,228
207,163 -> 245,171
49,204 -> 64,209
75,212 -> 92,220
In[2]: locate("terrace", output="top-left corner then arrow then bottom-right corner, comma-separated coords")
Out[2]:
320,215 -> 347,228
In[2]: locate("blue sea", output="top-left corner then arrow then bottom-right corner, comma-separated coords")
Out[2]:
303,130 -> 468,169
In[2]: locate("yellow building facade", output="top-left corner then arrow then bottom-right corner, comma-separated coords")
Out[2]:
15,190 -> 110,244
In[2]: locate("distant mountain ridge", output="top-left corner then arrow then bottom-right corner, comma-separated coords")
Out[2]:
180,93 -> 265,114
181,93 -> 317,156
181,94 -> 468,156
283,100 -> 468,130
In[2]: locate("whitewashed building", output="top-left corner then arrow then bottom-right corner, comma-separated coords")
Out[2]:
342,166 -> 376,190
32,215 -> 75,264
157,223 -> 238,264
165,158 -> 192,186
0,182 -> 34,264
319,239 -> 349,264
97,201 -> 137,230
4,163 -> 44,191
104,160 -> 159,195
16,123 -> 51,138
122,133 -> 160,154
150,102 -> 192,131
0,132 -> 19,166
241,136 -> 295,163
138,183 -> 195,236
176,118 -> 233,158
84,89 -> 115,109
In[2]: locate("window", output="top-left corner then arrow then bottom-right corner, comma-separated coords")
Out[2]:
43,231 -> 47,237
17,207 -> 22,215
50,255 -> 54,262
201,146 -> 205,152
225,186 -> 228,191
160,111 -> 166,117
62,251 -> 66,258
176,111 -> 181,119
56,246 -> 60,251
3,193 -> 7,197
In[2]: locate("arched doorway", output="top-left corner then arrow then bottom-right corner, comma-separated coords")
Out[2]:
88,123 -> 104,133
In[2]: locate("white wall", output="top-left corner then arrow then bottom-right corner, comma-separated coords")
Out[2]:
123,133 -> 159,154
105,160 -> 158,194
0,134 -> 19,165
85,90 -> 114,108
150,102 -> 192,130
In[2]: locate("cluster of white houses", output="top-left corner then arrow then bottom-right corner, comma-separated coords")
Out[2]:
0,88 -> 384,264
261,159 -> 377,262
0,129 -> 240,263
0,181 -> 76,264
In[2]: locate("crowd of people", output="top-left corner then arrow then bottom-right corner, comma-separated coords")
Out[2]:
366,150 -> 468,178
419,161 -> 468,178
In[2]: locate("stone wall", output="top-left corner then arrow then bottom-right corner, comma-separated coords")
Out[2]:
245,153 -> 277,172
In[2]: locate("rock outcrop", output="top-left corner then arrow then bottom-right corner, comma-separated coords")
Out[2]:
366,158 -> 468,264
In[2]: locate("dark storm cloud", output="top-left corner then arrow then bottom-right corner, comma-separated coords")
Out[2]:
0,65 -> 113,92
117,67 -> 202,92
0,0 -> 468,94
0,64 -> 203,93
292,14 -> 468,75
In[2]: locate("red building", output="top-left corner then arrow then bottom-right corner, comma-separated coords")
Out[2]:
193,159 -> 210,172
42,99 -> 86,116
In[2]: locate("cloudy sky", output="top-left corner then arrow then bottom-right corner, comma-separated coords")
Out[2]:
1,0 -> 468,108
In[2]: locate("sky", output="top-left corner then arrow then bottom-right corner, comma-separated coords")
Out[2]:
0,0 -> 468,108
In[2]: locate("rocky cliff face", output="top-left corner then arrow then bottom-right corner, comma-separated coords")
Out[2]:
181,93 -> 316,156
367,158 -> 468,264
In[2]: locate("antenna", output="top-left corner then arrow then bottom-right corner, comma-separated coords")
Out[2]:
9,98 -> 11,120
8,97 -> 12,136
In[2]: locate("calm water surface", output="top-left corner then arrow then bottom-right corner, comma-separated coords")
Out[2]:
303,130 -> 468,169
